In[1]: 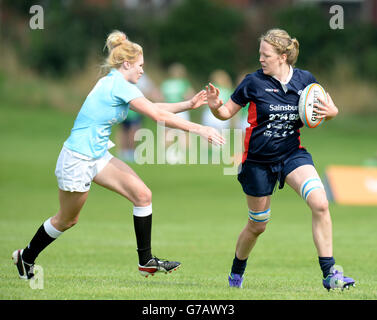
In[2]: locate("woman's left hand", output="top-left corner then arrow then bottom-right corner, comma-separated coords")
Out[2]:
189,90 -> 208,109
314,92 -> 338,121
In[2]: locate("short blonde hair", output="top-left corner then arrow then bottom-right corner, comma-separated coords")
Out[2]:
168,63 -> 187,78
260,29 -> 299,66
102,30 -> 143,71
210,69 -> 232,88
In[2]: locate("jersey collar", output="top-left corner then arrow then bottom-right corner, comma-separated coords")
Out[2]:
273,65 -> 293,93
109,68 -> 121,76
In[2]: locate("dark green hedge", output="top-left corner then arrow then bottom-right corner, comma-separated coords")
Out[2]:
3,0 -> 377,81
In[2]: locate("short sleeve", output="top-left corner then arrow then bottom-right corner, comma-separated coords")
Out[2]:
310,73 -> 317,84
112,78 -> 144,104
303,70 -> 317,85
231,74 -> 255,107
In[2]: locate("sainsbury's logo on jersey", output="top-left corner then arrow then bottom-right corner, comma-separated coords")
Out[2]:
265,88 -> 279,93
269,104 -> 298,112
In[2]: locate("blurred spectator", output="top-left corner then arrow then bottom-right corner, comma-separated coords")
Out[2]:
161,63 -> 194,121
202,69 -> 233,130
117,73 -> 161,162
234,71 -> 250,133
231,71 -> 250,166
160,63 -> 194,164
363,151 -> 377,167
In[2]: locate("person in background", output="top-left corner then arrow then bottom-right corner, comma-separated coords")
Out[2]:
202,69 -> 232,131
234,71 -> 250,133
160,63 -> 195,164
231,71 -> 251,166
117,73 -> 161,162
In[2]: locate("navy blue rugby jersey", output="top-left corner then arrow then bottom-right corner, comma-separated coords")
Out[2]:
231,68 -> 317,164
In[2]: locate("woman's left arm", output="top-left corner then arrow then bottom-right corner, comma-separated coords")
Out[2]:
314,92 -> 339,121
154,90 -> 207,114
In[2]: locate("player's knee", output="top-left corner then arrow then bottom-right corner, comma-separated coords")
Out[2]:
311,198 -> 329,216
247,208 -> 270,235
253,221 -> 268,235
248,220 -> 268,236
134,186 -> 152,207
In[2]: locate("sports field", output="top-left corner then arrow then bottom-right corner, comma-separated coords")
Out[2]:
1,104 -> 376,300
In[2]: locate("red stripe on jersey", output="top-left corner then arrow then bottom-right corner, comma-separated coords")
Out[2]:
297,129 -> 304,149
242,101 -> 257,163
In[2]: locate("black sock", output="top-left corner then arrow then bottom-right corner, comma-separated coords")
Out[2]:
133,215 -> 152,265
231,253 -> 248,276
319,256 -> 335,278
22,224 -> 56,264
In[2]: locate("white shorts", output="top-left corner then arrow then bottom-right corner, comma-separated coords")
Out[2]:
55,146 -> 113,192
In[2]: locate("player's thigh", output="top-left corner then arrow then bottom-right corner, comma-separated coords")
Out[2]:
285,165 -> 319,193
246,195 -> 271,212
93,157 -> 151,205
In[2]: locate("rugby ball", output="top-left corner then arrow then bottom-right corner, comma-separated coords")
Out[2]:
298,83 -> 327,128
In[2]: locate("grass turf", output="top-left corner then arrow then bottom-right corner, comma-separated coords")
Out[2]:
0,104 -> 376,300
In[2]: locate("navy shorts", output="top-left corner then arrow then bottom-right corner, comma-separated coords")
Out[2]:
237,148 -> 314,197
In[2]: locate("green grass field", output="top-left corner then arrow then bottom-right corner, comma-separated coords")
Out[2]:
1,103 -> 377,300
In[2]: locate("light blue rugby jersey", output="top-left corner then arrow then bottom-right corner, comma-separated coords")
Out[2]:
64,69 -> 143,159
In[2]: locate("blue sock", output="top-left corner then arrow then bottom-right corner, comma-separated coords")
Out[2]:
319,256 -> 335,278
231,254 -> 248,276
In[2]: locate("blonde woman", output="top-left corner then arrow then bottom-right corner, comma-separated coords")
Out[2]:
201,69 -> 232,130
206,29 -> 354,290
13,31 -> 224,280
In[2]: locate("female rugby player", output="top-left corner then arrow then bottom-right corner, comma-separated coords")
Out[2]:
206,29 -> 354,290
13,30 -> 224,280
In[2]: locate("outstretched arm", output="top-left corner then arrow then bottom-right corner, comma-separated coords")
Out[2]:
154,90 -> 207,114
205,83 -> 242,120
130,96 -> 225,146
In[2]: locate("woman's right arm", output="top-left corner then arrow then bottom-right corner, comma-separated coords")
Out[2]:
130,96 -> 225,146
154,90 -> 207,114
205,83 -> 242,120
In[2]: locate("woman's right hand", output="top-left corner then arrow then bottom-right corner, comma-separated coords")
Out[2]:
197,125 -> 226,146
205,83 -> 223,110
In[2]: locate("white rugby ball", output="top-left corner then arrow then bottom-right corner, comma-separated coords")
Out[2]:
298,83 -> 327,128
